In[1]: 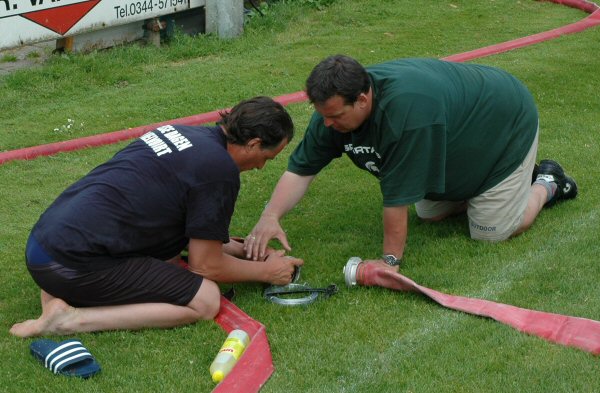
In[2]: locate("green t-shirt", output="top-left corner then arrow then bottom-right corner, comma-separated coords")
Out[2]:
288,58 -> 538,206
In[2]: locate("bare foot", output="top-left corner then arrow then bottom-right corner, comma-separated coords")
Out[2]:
9,298 -> 75,338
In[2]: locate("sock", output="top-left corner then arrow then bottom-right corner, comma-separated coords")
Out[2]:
534,179 -> 557,203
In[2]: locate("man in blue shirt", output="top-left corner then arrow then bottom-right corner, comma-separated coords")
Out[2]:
11,96 -> 303,338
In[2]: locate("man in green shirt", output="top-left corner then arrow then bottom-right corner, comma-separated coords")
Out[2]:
243,55 -> 577,268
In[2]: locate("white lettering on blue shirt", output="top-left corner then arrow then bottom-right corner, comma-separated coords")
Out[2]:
157,125 -> 193,152
141,132 -> 172,156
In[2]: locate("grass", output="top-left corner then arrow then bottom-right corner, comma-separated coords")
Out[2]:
1,54 -> 18,63
25,51 -> 41,60
1,0 -> 599,392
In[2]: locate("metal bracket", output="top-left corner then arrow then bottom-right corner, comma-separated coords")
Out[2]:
263,283 -> 338,306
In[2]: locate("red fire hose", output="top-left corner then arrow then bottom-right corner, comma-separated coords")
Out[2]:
344,258 -> 600,355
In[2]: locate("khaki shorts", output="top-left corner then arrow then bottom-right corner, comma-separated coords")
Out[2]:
416,130 -> 538,242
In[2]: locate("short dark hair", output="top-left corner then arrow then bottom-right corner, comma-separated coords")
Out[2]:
306,55 -> 371,105
218,96 -> 294,150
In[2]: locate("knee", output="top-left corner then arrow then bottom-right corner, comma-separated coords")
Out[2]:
189,279 -> 221,320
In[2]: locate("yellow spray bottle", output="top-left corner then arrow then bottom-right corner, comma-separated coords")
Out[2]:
209,329 -> 250,383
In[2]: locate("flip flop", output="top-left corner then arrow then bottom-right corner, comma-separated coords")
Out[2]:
30,339 -> 101,378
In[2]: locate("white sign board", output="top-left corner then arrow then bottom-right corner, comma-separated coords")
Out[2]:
0,0 -> 206,49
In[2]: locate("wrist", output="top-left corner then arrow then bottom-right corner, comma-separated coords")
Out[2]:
382,254 -> 402,267
226,237 -> 246,258
261,209 -> 280,220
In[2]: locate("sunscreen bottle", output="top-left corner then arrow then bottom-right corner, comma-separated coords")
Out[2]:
209,329 -> 250,383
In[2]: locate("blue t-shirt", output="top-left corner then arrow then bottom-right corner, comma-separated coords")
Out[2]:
32,125 -> 240,269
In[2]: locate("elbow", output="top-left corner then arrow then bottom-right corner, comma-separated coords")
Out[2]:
189,264 -> 224,282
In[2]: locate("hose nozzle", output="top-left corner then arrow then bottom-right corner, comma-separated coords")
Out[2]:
343,257 -> 363,287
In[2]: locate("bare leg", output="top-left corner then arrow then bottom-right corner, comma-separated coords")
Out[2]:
10,280 -> 220,338
40,290 -> 55,307
512,183 -> 547,236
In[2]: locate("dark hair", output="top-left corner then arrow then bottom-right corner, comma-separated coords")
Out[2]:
218,96 -> 294,150
306,54 -> 371,105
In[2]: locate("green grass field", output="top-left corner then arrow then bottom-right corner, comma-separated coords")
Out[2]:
1,1 -> 599,392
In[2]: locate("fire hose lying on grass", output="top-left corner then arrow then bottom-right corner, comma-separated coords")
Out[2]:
343,257 -> 600,355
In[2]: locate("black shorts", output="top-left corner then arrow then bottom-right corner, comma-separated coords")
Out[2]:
26,257 -> 204,308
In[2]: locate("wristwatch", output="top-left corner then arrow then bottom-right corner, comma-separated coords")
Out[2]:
382,254 -> 402,267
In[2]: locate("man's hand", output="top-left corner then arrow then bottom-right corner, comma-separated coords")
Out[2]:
262,248 -> 285,260
244,214 -> 291,261
244,171 -> 315,261
226,237 -> 280,260
263,254 -> 304,285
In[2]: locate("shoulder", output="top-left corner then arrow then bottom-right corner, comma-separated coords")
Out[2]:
163,125 -> 238,179
168,125 -> 224,144
367,58 -> 438,78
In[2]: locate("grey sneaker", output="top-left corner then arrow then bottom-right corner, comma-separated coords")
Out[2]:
536,159 -> 578,207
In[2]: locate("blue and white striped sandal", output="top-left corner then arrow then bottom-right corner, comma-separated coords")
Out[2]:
30,339 -> 101,378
